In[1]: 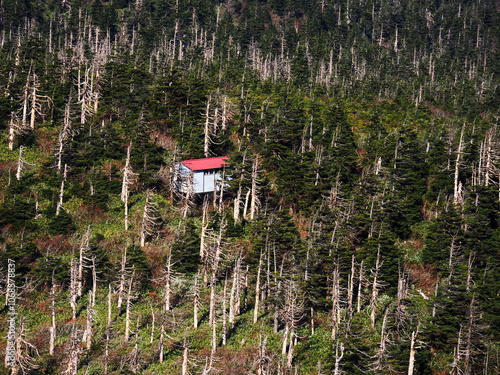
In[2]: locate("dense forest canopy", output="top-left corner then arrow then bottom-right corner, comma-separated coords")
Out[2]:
0,0 -> 499,374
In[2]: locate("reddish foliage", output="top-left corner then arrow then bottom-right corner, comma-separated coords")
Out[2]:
218,346 -> 259,374
34,235 -> 73,256
35,300 -> 50,313
405,263 -> 438,295
194,347 -> 258,374
35,128 -> 56,155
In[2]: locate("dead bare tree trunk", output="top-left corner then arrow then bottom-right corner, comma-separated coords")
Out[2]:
448,231 -> 460,285
333,341 -> 345,375
181,170 -> 193,219
483,127 -> 497,187
127,317 -> 142,374
244,265 -> 249,311
56,164 -> 68,216
164,250 -> 173,312
370,246 -> 381,329
357,260 -> 364,314
49,271 -> 58,356
104,285 -> 112,375
464,298 -> 474,374
233,151 -> 246,222
454,125 -> 465,205
16,145 -> 26,180
121,143 -> 137,230
287,326 -> 295,368
222,275 -> 228,345
200,197 -> 209,259
211,307 -> 217,354
182,336 -> 188,375
117,245 -> 128,313
29,72 -> 37,130
84,291 -> 94,350
249,154 -> 260,220
10,317 -> 39,375
253,251 -> 263,324
193,272 -> 200,329
77,226 -> 90,297
347,255 -> 355,317
242,188 -> 251,220
91,256 -> 97,307
150,304 -> 155,344
8,116 -> 16,151
371,308 -> 390,371
281,323 -> 289,357
408,323 -> 420,375
159,319 -> 165,363
140,190 -> 158,247
124,268 -> 136,343
233,178 -> 243,222
64,324 -> 81,375
282,276 -> 304,368
204,98 -> 212,157
229,255 -> 240,326
69,256 -> 77,320
209,221 -> 225,326
331,265 -> 341,340
311,307 -> 315,336
20,69 -> 29,129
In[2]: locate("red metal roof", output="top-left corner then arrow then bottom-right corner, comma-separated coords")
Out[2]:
181,156 -> 229,171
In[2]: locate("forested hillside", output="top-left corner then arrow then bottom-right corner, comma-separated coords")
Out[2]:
1,0 -> 499,374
